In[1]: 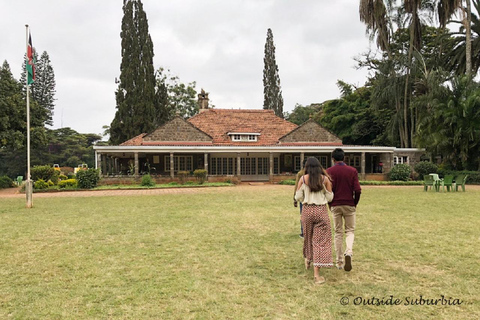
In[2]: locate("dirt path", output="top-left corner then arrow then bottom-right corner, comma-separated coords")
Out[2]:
1,183 -> 478,199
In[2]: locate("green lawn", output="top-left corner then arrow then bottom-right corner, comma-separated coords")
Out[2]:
1,186 -> 479,319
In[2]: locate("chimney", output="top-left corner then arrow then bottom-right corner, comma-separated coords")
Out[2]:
198,89 -> 209,112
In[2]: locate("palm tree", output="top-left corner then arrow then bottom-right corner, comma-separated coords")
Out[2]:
359,0 -> 393,53
437,0 -> 471,74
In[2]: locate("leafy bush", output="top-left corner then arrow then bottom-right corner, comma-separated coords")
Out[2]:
278,179 -> 296,185
177,171 -> 189,184
59,174 -> 68,181
437,169 -> 480,184
193,169 -> 207,184
34,179 -> 48,190
31,165 -> 58,183
58,179 -> 78,189
141,174 -> 155,187
47,180 -> 55,187
168,182 -> 179,186
76,168 -> 100,189
184,181 -> 196,185
414,162 -> 438,180
389,164 -> 412,181
0,176 -> 14,189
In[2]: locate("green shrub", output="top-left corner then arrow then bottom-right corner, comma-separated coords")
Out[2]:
278,179 -> 296,185
59,174 -> 68,181
193,169 -> 207,184
177,171 -> 189,184
76,168 -> 100,189
437,169 -> 480,184
58,179 -> 78,189
389,164 -> 412,181
34,179 -> 48,190
168,182 -> 179,186
31,165 -> 57,183
0,176 -> 14,189
47,180 -> 55,187
414,162 -> 438,180
184,181 -> 196,185
141,174 -> 155,187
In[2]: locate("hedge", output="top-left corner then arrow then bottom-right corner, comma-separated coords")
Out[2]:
437,170 -> 480,184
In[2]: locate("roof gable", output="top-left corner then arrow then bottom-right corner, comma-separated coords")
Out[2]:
279,119 -> 342,144
143,116 -> 212,142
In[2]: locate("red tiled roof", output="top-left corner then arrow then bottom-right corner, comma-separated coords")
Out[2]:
140,141 -> 213,146
120,133 -> 147,146
188,109 -> 297,145
278,142 -> 344,146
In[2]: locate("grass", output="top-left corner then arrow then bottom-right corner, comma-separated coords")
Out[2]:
0,186 -> 479,319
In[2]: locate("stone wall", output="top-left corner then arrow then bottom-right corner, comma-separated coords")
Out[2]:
280,120 -> 342,143
143,117 -> 212,142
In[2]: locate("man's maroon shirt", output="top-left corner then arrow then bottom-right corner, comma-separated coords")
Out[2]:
326,162 -> 362,207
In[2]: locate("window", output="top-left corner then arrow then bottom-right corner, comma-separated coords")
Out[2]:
210,157 -> 236,175
294,156 -> 301,172
164,156 -> 193,172
229,133 -> 258,142
274,157 -> 279,174
394,156 -> 409,165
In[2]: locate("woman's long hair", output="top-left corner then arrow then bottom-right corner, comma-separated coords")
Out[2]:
305,157 -> 330,192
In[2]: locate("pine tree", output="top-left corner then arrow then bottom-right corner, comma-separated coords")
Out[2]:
110,0 -> 156,144
263,28 -> 284,118
20,50 -> 56,126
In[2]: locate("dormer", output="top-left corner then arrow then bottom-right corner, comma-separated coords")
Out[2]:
227,132 -> 261,142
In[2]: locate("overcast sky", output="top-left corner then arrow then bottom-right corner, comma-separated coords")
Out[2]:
1,0 -> 374,137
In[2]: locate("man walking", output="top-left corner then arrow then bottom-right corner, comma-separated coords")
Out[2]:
326,148 -> 361,272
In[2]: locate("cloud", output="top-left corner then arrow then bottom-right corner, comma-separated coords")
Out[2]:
1,0 -> 372,135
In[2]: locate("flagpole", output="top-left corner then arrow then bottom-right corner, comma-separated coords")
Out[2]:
25,24 -> 33,208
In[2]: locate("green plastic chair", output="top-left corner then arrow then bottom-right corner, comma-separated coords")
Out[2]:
455,174 -> 468,192
429,173 -> 442,192
16,176 -> 23,186
423,175 -> 435,191
441,175 -> 455,192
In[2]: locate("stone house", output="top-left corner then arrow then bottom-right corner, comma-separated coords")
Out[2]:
94,94 -> 424,182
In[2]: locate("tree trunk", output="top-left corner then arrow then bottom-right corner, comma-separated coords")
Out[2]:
465,0 -> 472,75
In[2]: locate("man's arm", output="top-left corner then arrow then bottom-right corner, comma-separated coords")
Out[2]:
353,170 -> 362,206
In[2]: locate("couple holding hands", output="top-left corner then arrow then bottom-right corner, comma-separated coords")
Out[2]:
294,148 -> 361,284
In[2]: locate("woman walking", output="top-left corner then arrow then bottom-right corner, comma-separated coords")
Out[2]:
295,157 -> 334,284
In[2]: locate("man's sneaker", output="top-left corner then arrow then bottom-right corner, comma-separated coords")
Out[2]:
299,234 -> 304,238
344,254 -> 352,272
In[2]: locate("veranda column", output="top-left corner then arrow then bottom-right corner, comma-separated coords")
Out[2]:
170,152 -> 175,178
101,154 -> 107,176
269,152 -> 274,181
300,152 -> 305,168
237,153 -> 241,177
361,152 -> 366,180
134,152 -> 139,176
114,157 -> 118,174
96,152 -> 102,175
204,153 -> 209,175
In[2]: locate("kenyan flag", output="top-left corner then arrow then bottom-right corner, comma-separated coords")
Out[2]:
26,33 -> 35,85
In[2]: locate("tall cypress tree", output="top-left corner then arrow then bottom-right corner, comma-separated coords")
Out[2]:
110,0 -> 156,144
263,28 -> 284,118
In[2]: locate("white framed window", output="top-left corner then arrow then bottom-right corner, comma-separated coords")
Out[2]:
394,156 -> 409,165
164,156 -> 193,172
228,133 -> 259,142
294,156 -> 301,172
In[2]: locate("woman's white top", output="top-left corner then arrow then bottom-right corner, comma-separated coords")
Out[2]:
295,177 -> 333,205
